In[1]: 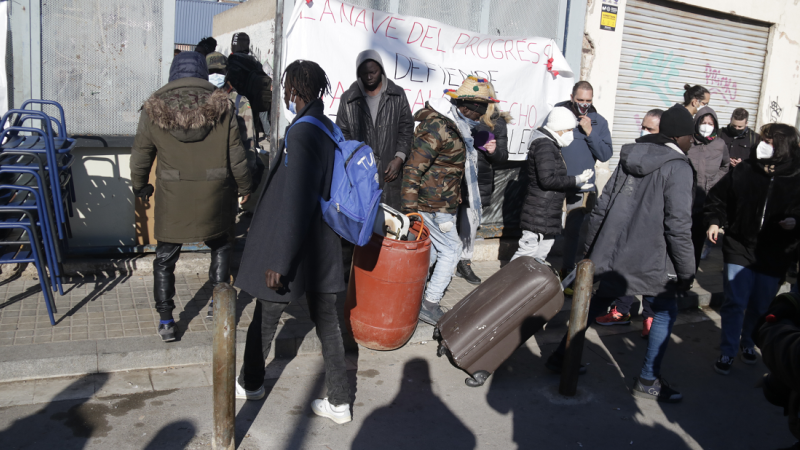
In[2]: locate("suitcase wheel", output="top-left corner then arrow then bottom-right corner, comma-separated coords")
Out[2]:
432,327 -> 441,340
465,371 -> 490,387
436,342 -> 447,357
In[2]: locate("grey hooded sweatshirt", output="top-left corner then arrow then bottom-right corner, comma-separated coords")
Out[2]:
584,137 -> 696,297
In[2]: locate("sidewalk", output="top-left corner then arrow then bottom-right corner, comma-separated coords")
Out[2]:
0,244 -> 736,382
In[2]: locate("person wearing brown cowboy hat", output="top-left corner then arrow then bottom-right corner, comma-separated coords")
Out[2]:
401,75 -> 497,325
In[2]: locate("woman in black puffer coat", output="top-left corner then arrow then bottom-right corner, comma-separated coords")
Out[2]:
513,107 -> 593,261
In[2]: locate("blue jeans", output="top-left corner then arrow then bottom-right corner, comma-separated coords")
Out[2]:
421,211 -> 462,303
720,263 -> 781,357
640,296 -> 677,381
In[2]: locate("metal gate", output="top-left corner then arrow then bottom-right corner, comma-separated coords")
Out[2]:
610,0 -> 769,169
40,0 -> 166,135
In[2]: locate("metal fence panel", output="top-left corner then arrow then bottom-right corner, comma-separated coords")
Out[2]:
41,0 -> 165,136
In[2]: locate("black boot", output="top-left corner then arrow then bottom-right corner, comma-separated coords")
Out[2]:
153,242 -> 181,337
207,236 -> 233,319
455,260 -> 481,285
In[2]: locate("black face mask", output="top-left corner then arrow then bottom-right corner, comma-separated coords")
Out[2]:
728,125 -> 747,137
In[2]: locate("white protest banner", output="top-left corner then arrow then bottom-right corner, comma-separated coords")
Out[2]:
284,0 -> 575,160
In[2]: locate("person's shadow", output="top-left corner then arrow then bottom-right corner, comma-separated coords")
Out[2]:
351,358 -> 476,449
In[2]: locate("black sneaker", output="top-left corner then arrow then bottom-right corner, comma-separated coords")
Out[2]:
158,322 -> 177,342
419,301 -> 446,325
714,354 -> 734,375
455,260 -> 482,285
206,301 -> 213,320
740,346 -> 757,365
631,377 -> 682,403
545,354 -> 587,375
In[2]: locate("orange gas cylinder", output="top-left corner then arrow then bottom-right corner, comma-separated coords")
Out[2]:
345,221 -> 431,350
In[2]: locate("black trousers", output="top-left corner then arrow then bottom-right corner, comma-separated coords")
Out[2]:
239,293 -> 351,406
613,295 -> 655,318
691,214 -> 707,272
153,233 -> 233,320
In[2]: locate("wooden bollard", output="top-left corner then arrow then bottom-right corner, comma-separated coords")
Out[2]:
559,259 -> 594,397
212,283 -> 236,450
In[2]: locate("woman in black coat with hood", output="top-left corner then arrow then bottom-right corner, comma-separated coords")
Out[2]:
706,123 -> 800,376
512,107 -> 594,261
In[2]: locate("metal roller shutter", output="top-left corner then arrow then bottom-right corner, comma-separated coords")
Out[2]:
609,0 -> 769,169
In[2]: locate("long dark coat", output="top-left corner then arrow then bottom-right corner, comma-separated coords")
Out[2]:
336,79 -> 413,210
585,137 -> 695,297
472,113 -> 510,207
704,158 -> 800,277
519,128 -> 575,235
235,99 -> 344,302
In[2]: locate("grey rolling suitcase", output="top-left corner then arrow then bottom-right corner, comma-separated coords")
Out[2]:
434,256 -> 564,386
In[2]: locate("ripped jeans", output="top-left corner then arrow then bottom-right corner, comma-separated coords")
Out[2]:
420,211 -> 462,304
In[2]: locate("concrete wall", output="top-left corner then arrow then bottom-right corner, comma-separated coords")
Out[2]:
582,0 -> 800,190
212,0 -> 276,66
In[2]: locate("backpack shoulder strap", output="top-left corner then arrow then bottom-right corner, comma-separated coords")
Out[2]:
284,116 -> 344,166
290,116 -> 344,144
234,95 -> 242,116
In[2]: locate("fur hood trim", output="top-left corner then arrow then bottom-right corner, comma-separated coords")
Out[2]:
143,86 -> 229,131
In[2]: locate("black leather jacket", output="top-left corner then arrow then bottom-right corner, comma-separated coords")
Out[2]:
335,79 -> 414,210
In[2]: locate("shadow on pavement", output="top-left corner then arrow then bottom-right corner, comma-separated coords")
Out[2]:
351,358 -> 476,449
55,273 -> 132,324
143,419 -> 196,449
0,373 -> 110,449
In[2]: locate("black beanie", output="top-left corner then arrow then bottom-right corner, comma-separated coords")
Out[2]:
231,33 -> 250,54
660,105 -> 695,138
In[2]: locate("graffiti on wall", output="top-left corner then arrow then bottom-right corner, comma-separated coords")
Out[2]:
770,96 -> 783,123
704,64 -> 738,104
630,50 -> 686,106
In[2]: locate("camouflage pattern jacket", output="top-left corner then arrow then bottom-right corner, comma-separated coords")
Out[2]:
227,87 -> 259,173
401,98 -> 467,214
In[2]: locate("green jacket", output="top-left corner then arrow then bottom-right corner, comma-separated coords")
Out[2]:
130,77 -> 253,243
401,98 -> 466,214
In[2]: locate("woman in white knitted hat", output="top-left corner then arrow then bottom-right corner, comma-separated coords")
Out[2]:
513,107 -> 594,261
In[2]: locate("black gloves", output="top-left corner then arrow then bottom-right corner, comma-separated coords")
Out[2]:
134,184 -> 154,201
674,276 -> 695,293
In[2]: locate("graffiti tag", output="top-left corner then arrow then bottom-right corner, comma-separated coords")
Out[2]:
704,64 -> 738,104
630,50 -> 685,106
769,96 -> 782,123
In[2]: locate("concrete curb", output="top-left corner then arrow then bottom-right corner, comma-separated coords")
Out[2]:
0,290 -> 723,383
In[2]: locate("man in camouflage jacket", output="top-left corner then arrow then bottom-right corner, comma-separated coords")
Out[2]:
402,96 -> 478,325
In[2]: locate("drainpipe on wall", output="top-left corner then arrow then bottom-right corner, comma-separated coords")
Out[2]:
269,0 -> 285,163
562,0 -> 571,56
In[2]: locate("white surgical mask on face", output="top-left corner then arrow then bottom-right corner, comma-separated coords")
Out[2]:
641,129 -> 651,137
559,130 -> 575,147
208,73 -> 226,89
756,141 -> 774,159
699,124 -> 714,138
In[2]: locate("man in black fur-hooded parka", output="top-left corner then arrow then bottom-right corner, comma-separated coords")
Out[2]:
130,51 -> 252,342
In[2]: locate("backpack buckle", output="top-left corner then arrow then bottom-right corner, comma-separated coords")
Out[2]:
336,203 -> 340,212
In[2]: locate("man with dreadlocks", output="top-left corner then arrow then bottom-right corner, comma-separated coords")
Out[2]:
234,60 -> 353,424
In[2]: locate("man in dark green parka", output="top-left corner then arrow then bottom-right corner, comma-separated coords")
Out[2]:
130,51 -> 252,342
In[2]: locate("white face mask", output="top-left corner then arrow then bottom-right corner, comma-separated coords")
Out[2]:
698,124 -> 714,138
208,73 -> 226,89
756,141 -> 774,159
559,130 -> 575,147
640,129 -> 651,137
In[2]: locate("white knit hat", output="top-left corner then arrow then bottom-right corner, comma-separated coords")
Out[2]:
545,107 -> 578,132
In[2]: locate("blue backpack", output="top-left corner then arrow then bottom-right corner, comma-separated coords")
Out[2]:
286,116 -> 382,246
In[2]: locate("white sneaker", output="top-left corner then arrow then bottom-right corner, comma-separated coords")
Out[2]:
311,397 -> 352,424
235,376 -> 265,401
